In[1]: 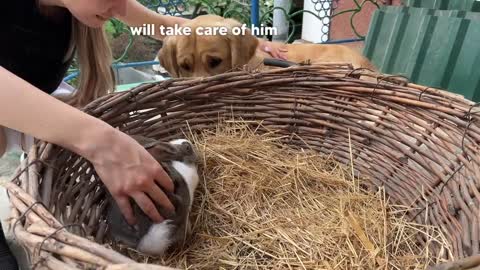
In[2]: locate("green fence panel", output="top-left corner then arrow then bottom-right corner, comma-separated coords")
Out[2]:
363,8 -> 480,101
448,23 -> 480,101
401,0 -> 480,12
381,5 -> 480,20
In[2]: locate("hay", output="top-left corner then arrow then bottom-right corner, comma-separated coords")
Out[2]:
123,120 -> 451,269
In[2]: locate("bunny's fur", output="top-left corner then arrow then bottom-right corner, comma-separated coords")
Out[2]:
105,135 -> 199,256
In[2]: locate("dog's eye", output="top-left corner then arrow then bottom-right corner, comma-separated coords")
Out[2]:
208,57 -> 222,68
180,63 -> 191,71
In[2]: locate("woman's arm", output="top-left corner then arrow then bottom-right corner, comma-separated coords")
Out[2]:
0,66 -> 174,225
116,0 -> 189,40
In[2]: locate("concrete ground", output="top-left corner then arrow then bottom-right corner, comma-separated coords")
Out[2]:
0,150 -> 31,270
0,151 -> 21,225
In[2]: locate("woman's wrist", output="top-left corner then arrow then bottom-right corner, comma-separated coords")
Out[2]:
257,38 -> 267,47
67,117 -> 117,163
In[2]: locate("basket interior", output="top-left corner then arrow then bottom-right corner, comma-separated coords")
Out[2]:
25,65 -> 480,263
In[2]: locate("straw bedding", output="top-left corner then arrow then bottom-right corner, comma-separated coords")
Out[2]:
112,119 -> 452,269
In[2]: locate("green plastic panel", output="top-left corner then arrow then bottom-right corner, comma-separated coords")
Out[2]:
382,5 -> 480,20
363,7 -> 480,101
401,0 -> 480,12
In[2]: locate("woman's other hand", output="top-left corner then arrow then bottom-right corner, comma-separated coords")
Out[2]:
258,40 -> 288,60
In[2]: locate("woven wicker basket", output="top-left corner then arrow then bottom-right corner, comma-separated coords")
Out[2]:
4,64 -> 480,270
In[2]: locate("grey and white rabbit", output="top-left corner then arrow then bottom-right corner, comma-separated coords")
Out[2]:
105,135 -> 200,256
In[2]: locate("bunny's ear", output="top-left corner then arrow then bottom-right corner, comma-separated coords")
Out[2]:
146,143 -> 179,162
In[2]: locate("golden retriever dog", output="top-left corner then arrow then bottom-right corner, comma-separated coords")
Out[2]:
158,14 -> 377,78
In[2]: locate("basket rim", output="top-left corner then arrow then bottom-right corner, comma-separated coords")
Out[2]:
5,64 -> 480,269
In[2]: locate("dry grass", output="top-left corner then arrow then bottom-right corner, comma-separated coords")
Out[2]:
129,120 -> 452,269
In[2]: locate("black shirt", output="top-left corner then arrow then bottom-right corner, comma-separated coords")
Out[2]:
0,0 -> 74,94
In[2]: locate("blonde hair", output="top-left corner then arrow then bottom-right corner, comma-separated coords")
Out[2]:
36,2 -> 116,108
63,17 -> 116,108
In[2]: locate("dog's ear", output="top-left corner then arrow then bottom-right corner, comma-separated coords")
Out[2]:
223,18 -> 259,69
158,35 -> 179,77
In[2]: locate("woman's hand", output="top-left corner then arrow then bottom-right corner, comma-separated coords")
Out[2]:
258,40 -> 288,60
87,127 -> 175,225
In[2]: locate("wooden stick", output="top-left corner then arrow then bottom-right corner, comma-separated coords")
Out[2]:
44,256 -> 79,270
5,182 -> 62,228
19,157 -> 28,193
27,145 -> 40,201
27,223 -> 135,264
8,188 -> 110,267
14,226 -> 110,266
8,192 -> 46,226
40,167 -> 54,209
9,204 -> 77,270
103,264 -> 180,270
427,254 -> 480,270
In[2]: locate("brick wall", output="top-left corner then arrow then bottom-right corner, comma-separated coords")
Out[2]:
330,0 -> 402,40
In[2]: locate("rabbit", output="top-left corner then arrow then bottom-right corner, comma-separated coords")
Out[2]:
104,135 -> 200,256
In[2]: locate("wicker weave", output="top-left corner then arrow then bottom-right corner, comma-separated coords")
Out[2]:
4,64 -> 480,270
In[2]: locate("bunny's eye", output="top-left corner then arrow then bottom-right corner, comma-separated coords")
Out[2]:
207,56 -> 222,69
